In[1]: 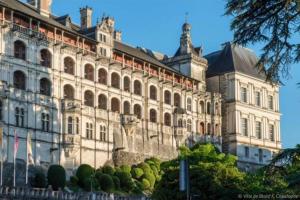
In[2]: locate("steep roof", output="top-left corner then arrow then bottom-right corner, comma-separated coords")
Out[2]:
205,42 -> 266,79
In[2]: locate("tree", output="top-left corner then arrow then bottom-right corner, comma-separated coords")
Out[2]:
98,174 -> 115,192
225,0 -> 300,82
76,164 -> 94,188
47,165 -> 66,190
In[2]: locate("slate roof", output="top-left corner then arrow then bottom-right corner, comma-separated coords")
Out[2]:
205,42 -> 266,79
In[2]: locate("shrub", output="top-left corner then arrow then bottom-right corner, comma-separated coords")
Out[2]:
120,165 -> 131,174
70,176 -> 78,186
138,162 -> 151,174
33,171 -> 46,188
95,171 -> 104,180
142,178 -> 151,190
98,174 -> 114,192
76,164 -> 94,188
143,170 -> 156,189
116,171 -> 134,192
131,167 -> 144,179
102,165 -> 115,176
112,176 -> 120,190
47,165 -> 66,190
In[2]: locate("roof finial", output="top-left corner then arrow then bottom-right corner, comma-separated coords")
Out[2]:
185,12 -> 189,23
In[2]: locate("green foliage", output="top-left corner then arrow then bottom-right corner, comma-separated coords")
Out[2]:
131,168 -> 144,179
225,0 -> 300,82
76,164 -> 94,188
101,165 -> 115,176
115,171 -> 134,192
70,176 -> 78,187
98,174 -> 114,192
47,165 -> 66,191
112,176 -> 121,190
32,171 -> 47,188
141,178 -> 151,190
120,165 -> 131,174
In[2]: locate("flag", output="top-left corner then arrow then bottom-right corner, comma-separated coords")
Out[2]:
27,133 -> 34,165
14,130 -> 19,160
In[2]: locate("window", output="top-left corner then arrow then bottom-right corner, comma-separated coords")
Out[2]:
98,69 -> 107,85
244,146 -> 249,158
241,87 -> 247,103
199,101 -> 205,114
76,117 -> 79,134
100,125 -> 106,141
215,124 -> 219,135
111,73 -> 120,89
164,113 -> 171,126
98,94 -> 107,110
64,57 -> 75,75
111,98 -> 120,113
150,109 -> 157,123
13,71 -> 26,90
255,91 -> 261,106
207,102 -> 211,114
150,86 -> 157,100
64,84 -> 74,99
268,95 -> 274,110
40,49 -> 52,68
256,121 -> 262,139
14,40 -> 26,60
241,118 -> 248,136
40,78 -> 51,96
100,47 -> 107,57
174,93 -> 181,107
258,149 -> 263,163
123,76 -> 130,92
178,119 -> 183,127
86,123 -> 93,139
199,122 -> 205,134
84,90 -> 94,107
134,104 -> 142,119
164,90 -> 171,104
187,119 -> 192,132
123,101 -> 130,115
269,124 -> 274,141
100,34 -> 107,43
134,80 -> 142,96
67,117 -> 73,134
15,107 -> 25,127
84,64 -> 94,81
207,123 -> 211,135
215,103 -> 220,115
42,113 -> 50,132
187,98 -> 192,111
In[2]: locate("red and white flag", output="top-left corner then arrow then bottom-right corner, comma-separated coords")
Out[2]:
14,130 -> 19,160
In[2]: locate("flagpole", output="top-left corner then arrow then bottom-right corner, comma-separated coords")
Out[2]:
25,133 -> 28,185
13,130 -> 16,188
0,127 -> 3,186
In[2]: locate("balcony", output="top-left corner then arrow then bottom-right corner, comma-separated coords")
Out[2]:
63,134 -> 81,146
61,99 -> 81,112
190,134 -> 222,145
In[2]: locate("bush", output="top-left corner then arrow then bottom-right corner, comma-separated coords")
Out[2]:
143,170 -> 156,189
76,164 -> 94,188
120,165 -> 131,174
112,176 -> 120,190
70,176 -> 78,187
131,168 -> 144,179
98,174 -> 114,192
101,165 -> 115,176
115,171 -> 134,192
47,165 -> 66,190
33,171 -> 46,188
138,162 -> 151,174
95,171 -> 104,180
142,178 -> 151,190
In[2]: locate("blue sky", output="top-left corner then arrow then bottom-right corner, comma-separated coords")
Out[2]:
50,0 -> 300,148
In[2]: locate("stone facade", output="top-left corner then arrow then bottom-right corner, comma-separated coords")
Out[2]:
0,0 -> 222,174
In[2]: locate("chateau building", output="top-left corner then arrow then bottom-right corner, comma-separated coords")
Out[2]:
0,0 -> 222,172
0,0 -> 280,173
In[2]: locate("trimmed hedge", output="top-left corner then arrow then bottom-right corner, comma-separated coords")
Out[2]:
120,165 -> 131,174
142,178 -> 151,190
115,171 -> 134,192
101,165 -> 115,176
98,174 -> 114,192
76,164 -> 94,188
33,171 -> 46,188
131,168 -> 144,179
47,165 -> 66,190
112,176 -> 120,190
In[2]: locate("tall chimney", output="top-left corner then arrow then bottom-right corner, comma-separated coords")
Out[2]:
38,0 -> 52,18
80,6 -> 93,30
